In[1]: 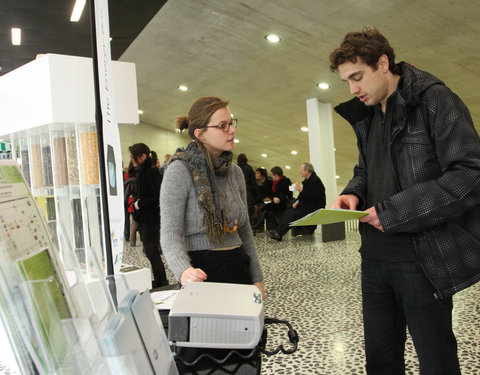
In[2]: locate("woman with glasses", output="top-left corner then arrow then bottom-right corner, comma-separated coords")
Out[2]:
160,96 -> 266,299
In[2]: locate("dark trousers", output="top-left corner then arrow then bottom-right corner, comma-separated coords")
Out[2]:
361,256 -> 460,375
123,205 -> 130,240
136,221 -> 168,288
188,246 -> 252,285
276,206 -> 307,236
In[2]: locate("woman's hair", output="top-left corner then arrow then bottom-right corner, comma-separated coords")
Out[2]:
237,153 -> 247,164
129,143 -> 150,161
329,26 -> 398,75
256,167 -> 268,178
127,161 -> 135,178
175,96 -> 230,140
270,166 -> 283,177
151,150 -> 158,166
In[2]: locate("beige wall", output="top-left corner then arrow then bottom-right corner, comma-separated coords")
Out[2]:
119,122 -> 190,169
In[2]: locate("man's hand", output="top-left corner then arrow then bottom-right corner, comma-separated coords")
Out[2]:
292,201 -> 299,208
360,206 -> 384,232
332,194 -> 359,210
273,197 -> 280,204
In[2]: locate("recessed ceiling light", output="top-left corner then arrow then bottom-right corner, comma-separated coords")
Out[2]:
178,85 -> 188,91
301,127 -> 308,132
334,148 -> 336,151
285,165 -> 291,169
70,0 -> 86,22
317,82 -> 330,90
11,28 -> 21,45
335,175 -> 340,179
234,139 -> 239,143
265,34 -> 281,43
261,153 -> 267,158
291,150 -> 297,155
138,110 -> 143,115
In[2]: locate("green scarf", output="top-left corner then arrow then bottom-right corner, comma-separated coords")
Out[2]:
169,142 -> 233,244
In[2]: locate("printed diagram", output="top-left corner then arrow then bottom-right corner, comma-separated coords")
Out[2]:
0,196 -> 50,259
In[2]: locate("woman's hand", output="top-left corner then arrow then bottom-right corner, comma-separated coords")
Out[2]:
180,267 -> 207,285
273,197 -> 280,204
254,281 -> 266,301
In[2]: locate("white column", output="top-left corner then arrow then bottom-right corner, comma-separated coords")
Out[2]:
306,98 -> 337,208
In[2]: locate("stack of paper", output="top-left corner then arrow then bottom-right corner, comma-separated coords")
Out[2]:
290,208 -> 369,226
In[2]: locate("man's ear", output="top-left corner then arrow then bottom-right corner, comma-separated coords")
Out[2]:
378,54 -> 389,73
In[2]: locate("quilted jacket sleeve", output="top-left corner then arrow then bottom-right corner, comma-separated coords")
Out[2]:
377,85 -> 480,233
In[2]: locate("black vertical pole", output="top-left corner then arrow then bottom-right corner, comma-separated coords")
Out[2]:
88,0 -> 117,306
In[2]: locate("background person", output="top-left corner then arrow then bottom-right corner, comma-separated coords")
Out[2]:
160,96 -> 266,299
129,143 -> 168,288
236,153 -> 256,221
264,166 -> 292,230
329,26 -> 480,374
124,161 -> 138,246
251,167 -> 273,232
266,162 -> 325,241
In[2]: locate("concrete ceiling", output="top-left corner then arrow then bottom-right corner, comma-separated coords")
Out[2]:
120,0 -> 480,189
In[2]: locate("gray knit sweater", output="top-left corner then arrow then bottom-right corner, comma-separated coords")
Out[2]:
160,160 -> 264,283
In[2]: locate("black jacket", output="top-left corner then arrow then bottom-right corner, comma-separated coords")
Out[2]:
132,157 -> 162,224
238,162 -> 256,195
297,172 -> 326,213
269,176 -> 293,211
335,62 -> 480,299
254,177 -> 273,204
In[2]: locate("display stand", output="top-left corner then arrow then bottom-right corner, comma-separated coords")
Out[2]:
0,54 -> 157,374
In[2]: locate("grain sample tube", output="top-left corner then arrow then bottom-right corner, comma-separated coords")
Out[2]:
79,130 -> 99,185
53,136 -> 69,187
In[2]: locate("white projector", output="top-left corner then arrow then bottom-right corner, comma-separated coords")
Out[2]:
168,282 -> 264,349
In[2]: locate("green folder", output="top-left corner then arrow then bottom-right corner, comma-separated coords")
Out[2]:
290,208 -> 369,226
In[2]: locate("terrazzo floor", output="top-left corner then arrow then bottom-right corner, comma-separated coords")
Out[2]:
122,229 -> 480,375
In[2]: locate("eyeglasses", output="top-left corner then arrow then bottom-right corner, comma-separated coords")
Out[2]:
206,118 -> 238,132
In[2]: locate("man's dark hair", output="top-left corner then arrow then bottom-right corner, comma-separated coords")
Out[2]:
329,26 -> 399,75
237,153 -> 247,164
270,166 -> 283,177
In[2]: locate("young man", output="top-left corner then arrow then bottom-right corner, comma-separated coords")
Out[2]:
266,162 -> 325,241
329,27 -> 480,374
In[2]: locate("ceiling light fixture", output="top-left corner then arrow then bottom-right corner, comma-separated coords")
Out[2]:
70,0 -> 86,22
291,150 -> 297,155
335,175 -> 340,179
234,139 -> 239,143
317,82 -> 330,90
11,28 -> 21,45
261,153 -> 267,158
178,85 -> 188,91
301,127 -> 308,132
265,34 -> 281,43
285,165 -> 291,169
138,110 -> 144,115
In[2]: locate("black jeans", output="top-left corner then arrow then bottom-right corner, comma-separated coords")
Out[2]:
361,256 -> 460,375
136,221 -> 167,287
276,206 -> 307,236
188,246 -> 252,285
